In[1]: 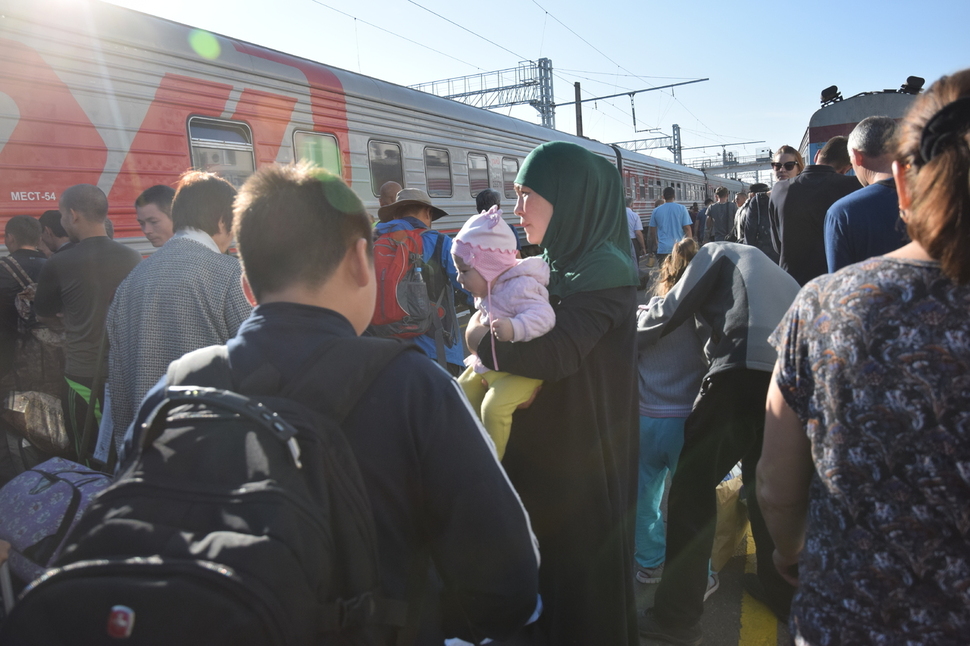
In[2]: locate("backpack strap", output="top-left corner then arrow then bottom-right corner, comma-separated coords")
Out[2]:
279,336 -> 420,638
166,345 -> 234,391
425,233 -> 450,370
0,256 -> 34,291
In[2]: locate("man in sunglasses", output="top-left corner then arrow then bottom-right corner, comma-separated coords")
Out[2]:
769,138 -> 861,285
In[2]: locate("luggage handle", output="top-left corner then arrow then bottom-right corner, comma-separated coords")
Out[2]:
138,387 -> 303,468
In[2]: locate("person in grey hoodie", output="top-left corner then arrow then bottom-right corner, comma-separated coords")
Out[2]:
636,242 -> 800,645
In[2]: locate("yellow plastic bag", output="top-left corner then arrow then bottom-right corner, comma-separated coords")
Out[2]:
711,475 -> 749,572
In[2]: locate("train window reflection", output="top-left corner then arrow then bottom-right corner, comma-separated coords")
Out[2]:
468,153 -> 489,197
188,117 -> 255,188
294,131 -> 340,175
424,148 -> 452,198
368,140 -> 404,196
502,157 -> 518,199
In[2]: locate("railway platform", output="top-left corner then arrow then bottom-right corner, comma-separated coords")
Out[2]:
637,532 -> 792,646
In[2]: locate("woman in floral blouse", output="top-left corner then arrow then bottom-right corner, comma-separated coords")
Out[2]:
757,69 -> 970,645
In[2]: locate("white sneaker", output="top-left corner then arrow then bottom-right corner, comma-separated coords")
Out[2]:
635,564 -> 664,584
703,573 -> 720,601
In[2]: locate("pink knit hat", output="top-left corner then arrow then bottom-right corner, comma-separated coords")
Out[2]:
452,206 -> 518,284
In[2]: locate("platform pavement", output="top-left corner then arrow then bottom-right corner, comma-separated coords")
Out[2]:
637,533 -> 792,646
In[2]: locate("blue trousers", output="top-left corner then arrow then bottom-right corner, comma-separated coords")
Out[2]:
635,415 -> 686,569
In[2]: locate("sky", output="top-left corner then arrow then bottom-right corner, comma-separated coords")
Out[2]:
103,0 -> 969,165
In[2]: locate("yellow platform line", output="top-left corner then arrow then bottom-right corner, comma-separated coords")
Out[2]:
738,533 -> 778,645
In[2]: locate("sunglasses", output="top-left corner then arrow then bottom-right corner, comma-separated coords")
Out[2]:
771,161 -> 799,171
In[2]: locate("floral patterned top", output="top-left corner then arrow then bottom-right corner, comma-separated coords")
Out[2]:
770,257 -> 970,645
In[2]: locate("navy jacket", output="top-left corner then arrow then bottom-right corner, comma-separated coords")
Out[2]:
769,165 -> 860,285
130,303 -> 539,644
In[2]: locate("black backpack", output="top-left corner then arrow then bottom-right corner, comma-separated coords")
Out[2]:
0,337 -> 419,646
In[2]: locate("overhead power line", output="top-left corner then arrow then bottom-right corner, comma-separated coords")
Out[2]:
404,0 -> 526,61
307,0 -> 483,71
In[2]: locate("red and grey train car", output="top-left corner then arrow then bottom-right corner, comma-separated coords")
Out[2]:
0,0 -> 742,252
798,79 -> 922,164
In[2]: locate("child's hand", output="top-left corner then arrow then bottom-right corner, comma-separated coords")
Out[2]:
491,318 -> 514,342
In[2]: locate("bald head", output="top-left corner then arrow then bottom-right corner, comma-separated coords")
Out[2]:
60,184 -> 108,222
379,181 -> 402,207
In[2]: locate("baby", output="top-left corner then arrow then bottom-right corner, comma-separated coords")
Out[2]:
453,206 -> 555,458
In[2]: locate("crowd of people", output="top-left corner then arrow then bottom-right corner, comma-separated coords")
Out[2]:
0,69 -> 969,646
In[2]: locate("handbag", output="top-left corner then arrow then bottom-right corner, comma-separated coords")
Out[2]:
2,391 -> 70,456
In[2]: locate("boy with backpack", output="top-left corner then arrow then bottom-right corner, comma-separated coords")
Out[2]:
1,164 -> 539,646
373,188 -> 470,375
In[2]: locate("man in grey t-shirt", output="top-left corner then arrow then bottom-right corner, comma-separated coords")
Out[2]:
34,184 -> 140,460
704,186 -> 738,243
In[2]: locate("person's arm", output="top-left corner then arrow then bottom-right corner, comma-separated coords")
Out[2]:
680,208 -> 695,241
409,368 -> 539,641
756,365 -> 813,586
646,226 -> 658,254
637,247 -> 720,347
502,277 -> 556,342
768,195 -> 783,256
824,207 -> 851,274
635,229 -> 646,252
466,309 -> 487,351
33,257 -> 63,321
478,288 -> 625,382
727,204 -> 741,242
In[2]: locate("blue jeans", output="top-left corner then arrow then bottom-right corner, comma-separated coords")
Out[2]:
635,415 -> 686,569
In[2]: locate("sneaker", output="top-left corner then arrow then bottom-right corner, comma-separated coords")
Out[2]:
638,608 -> 702,646
635,564 -> 664,584
703,573 -> 720,602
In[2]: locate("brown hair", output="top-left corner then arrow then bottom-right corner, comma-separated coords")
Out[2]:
773,145 -> 805,173
172,171 -> 237,236
5,215 -> 41,247
896,69 -> 970,284
233,163 -> 372,301
818,136 -> 851,171
654,237 -> 699,296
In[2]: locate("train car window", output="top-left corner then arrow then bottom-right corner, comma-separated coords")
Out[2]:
188,117 -> 255,188
294,131 -> 341,174
468,153 -> 489,197
502,157 -> 519,199
424,148 -> 452,198
368,140 -> 404,196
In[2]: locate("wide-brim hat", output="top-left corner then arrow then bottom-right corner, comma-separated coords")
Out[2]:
377,188 -> 448,223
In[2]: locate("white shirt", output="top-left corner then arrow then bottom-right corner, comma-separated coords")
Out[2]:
626,207 -> 643,237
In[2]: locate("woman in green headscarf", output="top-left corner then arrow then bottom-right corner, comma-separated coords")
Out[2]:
468,141 -> 640,645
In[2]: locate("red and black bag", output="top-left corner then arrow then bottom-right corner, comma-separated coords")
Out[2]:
368,230 -> 451,366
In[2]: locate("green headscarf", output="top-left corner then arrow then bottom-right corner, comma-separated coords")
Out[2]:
516,141 -> 638,299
